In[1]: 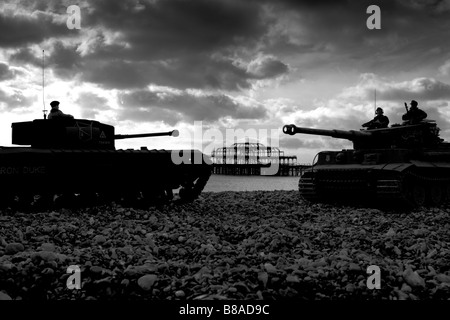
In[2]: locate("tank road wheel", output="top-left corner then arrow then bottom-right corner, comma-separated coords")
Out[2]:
142,189 -> 169,206
407,183 -> 426,207
179,187 -> 197,202
16,192 -> 35,210
426,183 -> 444,207
444,184 -> 450,204
0,193 -> 15,209
119,190 -> 141,206
165,189 -> 174,201
31,193 -> 54,209
78,192 -> 100,207
54,193 -> 78,208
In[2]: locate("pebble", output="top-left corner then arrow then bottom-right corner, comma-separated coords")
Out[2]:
40,243 -> 56,252
385,228 -> 396,237
125,264 -> 158,277
0,262 -> 15,272
345,284 -> 356,292
42,267 -> 55,275
93,235 -> 107,244
348,263 -> 360,271
175,290 -> 185,298
264,263 -> 277,274
436,274 -> 450,283
5,243 -> 24,255
121,246 -> 133,255
286,274 -> 300,284
258,272 -> 269,287
90,266 -> 103,274
0,292 -> 12,300
396,289 -> 409,300
137,274 -> 158,291
401,283 -> 412,293
403,268 -> 426,288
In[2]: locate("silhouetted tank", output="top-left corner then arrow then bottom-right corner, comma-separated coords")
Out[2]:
0,118 -> 212,206
283,120 -> 450,207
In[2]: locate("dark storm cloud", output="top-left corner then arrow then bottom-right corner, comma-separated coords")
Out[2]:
84,0 -> 267,60
0,8 -> 71,48
9,48 -> 42,66
379,78 -> 450,101
398,0 -> 450,13
47,42 -> 83,79
10,42 -> 83,80
120,90 -> 267,123
0,62 -> 21,81
81,56 -> 252,90
118,108 -> 184,126
81,55 -> 289,90
5,0 -> 289,91
262,0 -> 450,75
247,55 -> 289,79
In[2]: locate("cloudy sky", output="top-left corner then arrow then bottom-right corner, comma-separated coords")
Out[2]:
1,0 -> 450,163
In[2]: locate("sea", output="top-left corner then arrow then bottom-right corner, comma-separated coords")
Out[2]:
202,174 -> 299,193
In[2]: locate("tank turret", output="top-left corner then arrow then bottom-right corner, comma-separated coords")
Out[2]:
283,120 -> 444,149
11,118 -> 178,149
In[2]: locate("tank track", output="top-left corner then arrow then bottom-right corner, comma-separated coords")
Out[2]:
298,168 -> 450,208
0,147 -> 212,210
299,169 -> 373,202
382,170 -> 450,207
0,170 -> 211,210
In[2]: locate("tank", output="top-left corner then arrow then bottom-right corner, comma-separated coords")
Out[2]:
0,118 -> 212,207
283,120 -> 450,207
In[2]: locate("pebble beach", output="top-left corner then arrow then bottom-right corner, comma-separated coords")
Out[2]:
1,190 -> 450,300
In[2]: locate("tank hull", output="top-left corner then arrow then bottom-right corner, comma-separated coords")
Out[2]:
0,147 -> 212,205
299,149 -> 450,207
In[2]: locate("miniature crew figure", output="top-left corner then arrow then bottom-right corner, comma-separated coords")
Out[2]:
402,100 -> 427,124
47,101 -> 74,119
362,107 -> 389,130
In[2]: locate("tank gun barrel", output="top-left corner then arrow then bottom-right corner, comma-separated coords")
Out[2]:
282,124 -> 371,141
114,130 -> 179,140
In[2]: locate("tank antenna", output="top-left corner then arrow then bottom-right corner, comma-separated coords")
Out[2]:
42,49 -> 47,119
374,89 -> 376,114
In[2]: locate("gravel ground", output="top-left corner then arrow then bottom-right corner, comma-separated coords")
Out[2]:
1,190 -> 450,300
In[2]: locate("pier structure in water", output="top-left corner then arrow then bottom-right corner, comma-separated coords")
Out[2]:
210,141 -> 310,176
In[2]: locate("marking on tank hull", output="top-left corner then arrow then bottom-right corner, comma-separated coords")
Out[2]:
0,166 -> 46,175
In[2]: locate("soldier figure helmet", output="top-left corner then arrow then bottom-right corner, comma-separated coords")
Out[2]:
50,101 -> 60,108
